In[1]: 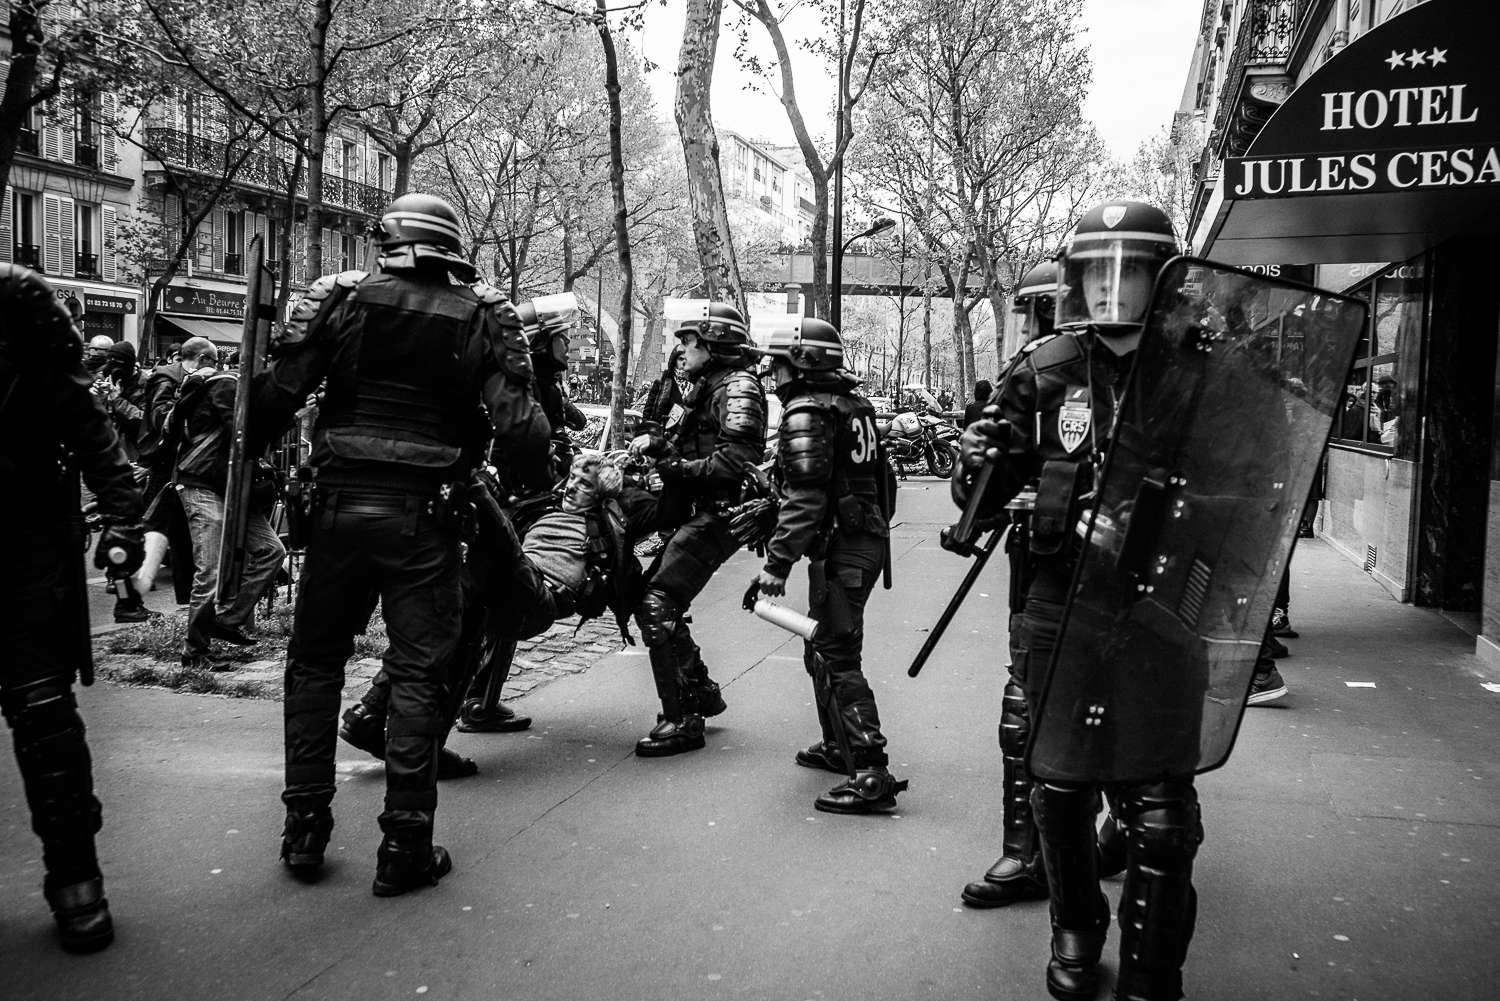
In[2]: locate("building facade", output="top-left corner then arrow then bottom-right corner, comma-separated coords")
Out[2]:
719,130 -> 818,243
1178,0 -> 1500,663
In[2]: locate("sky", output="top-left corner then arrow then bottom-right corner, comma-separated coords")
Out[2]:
633,0 -> 1204,163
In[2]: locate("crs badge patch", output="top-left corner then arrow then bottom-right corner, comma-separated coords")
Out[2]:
1058,387 -> 1091,454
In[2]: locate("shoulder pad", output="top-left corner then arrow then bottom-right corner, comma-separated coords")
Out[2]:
278,271 -> 366,350
1026,332 -> 1084,372
485,299 -> 532,382
782,392 -> 832,416
779,405 -> 832,485
721,371 -> 766,437
469,281 -> 508,306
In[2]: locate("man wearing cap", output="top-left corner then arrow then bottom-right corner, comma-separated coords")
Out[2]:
249,193 -> 549,896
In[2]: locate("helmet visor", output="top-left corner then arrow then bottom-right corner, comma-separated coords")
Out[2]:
1057,237 -> 1174,331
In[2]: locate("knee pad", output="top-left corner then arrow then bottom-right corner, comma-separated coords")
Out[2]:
635,590 -> 679,648
3,677 -> 101,841
1031,783 -> 1099,844
999,679 -> 1030,756
1118,781 -> 1202,869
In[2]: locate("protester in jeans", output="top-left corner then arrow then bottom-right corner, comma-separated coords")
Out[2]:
173,338 -> 284,670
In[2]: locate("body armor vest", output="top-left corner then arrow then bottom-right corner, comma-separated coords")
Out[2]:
807,389 -> 882,501
314,272 -> 484,474
676,367 -> 734,462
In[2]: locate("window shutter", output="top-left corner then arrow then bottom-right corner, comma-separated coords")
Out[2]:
321,227 -> 333,275
101,93 -> 120,172
0,186 -> 12,265
293,222 -> 305,286
42,194 -> 60,273
57,101 -> 75,165
211,207 -> 225,271
43,109 -> 60,161
102,205 -> 117,281
58,195 -> 76,277
163,196 -> 181,260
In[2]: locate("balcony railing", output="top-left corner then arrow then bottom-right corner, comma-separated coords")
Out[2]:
75,252 -> 100,278
14,244 -> 40,268
1211,0 -> 1308,157
142,127 -> 388,217
224,253 -> 244,276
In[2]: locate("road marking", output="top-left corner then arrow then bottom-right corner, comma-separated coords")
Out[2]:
1345,682 -> 1376,688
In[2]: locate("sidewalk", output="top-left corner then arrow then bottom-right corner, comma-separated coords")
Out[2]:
5,510 -> 1496,1000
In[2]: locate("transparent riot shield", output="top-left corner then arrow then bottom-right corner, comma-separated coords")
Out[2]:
1026,258 -> 1368,784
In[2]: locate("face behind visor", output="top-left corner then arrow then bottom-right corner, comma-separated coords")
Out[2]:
1056,201 -> 1178,334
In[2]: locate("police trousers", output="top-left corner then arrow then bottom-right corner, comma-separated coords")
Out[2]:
804,530 -> 888,766
282,495 -> 461,837
0,524 -> 103,887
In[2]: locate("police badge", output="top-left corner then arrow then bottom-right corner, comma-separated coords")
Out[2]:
1058,387 -> 1091,453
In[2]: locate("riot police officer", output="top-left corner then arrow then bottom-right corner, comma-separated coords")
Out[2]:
961,256 -> 1127,908
0,264 -> 144,951
249,194 -> 549,896
629,303 -> 766,757
755,318 -> 906,813
956,202 -> 1198,1000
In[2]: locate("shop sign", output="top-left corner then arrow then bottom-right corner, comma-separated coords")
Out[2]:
159,286 -> 245,318
1225,0 -> 1499,200
85,292 -> 137,314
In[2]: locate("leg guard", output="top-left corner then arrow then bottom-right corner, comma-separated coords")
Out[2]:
2,676 -> 103,888
1113,780 -> 1203,1001
635,589 -> 686,717
1033,782 -> 1109,1001
962,679 -> 1048,907
675,624 -> 726,717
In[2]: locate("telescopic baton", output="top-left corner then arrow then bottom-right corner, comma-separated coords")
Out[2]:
907,461 -> 1002,679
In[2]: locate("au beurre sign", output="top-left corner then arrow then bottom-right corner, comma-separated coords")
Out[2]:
1225,0 -> 1499,199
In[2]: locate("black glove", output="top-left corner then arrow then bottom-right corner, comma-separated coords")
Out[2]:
656,453 -> 693,483
94,522 -> 145,575
959,405 -> 1009,475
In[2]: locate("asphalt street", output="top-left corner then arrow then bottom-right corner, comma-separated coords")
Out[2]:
4,480 -> 1498,1000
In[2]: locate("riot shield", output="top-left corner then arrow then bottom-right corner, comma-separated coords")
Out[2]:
216,235 -> 275,605
1026,258 -> 1367,784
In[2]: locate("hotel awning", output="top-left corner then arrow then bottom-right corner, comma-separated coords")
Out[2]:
1205,0 -> 1500,266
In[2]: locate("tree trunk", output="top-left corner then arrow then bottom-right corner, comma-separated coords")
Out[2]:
304,0 -> 333,282
393,138 -> 414,197
598,3 -> 634,448
0,3 -> 49,199
275,153 -> 304,326
674,0 -> 743,310
747,0 -> 830,319
921,259 -> 933,387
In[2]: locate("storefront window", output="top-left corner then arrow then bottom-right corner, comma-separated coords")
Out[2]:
1332,264 -> 1424,453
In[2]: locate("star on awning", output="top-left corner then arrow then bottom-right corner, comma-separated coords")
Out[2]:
1385,50 -> 1406,69
1408,48 -> 1427,65
1428,47 -> 1448,65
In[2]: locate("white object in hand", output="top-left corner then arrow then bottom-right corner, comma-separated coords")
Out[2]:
753,599 -> 819,641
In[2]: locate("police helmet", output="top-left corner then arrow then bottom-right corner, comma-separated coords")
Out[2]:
1012,259 -> 1057,341
1056,201 -> 1178,333
760,316 -> 844,373
678,301 -> 750,354
516,292 -> 580,373
377,193 -> 475,280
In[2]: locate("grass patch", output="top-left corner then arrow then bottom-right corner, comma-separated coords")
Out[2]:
99,601 -> 389,697
94,656 -> 273,698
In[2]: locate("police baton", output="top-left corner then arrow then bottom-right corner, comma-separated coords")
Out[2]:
907,460 -> 1005,679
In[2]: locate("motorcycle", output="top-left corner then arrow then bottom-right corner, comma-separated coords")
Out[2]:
876,408 -> 960,479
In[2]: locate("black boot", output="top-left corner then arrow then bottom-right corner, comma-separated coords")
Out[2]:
681,676 -> 727,718
281,807 -> 335,870
1048,894 -> 1111,1001
437,745 -> 478,780
794,740 -> 846,773
964,703 -> 1047,908
456,699 -> 532,733
46,878 -> 114,953
635,714 -> 705,757
339,703 -> 386,761
1112,781 -> 1201,1001
372,835 -> 453,897
113,594 -> 161,624
814,767 -> 908,814
1033,784 -> 1107,1001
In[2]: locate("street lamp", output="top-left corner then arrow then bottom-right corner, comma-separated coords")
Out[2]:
831,216 -> 896,329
